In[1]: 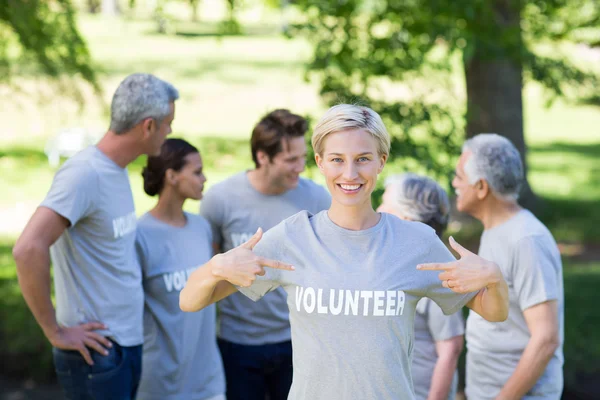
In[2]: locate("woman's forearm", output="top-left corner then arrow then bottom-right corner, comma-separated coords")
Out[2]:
180,259 -> 235,312
428,336 -> 463,400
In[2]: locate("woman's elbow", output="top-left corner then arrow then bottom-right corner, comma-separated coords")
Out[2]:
179,288 -> 201,313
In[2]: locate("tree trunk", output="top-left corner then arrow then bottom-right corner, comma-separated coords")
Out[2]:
87,0 -> 101,13
464,0 -> 538,210
102,0 -> 120,16
190,0 -> 199,22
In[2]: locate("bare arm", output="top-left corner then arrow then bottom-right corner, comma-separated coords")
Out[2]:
180,228 -> 294,312
13,207 -> 111,365
465,276 -> 509,322
418,237 -> 509,322
427,335 -> 463,400
495,301 -> 560,400
180,259 -> 238,312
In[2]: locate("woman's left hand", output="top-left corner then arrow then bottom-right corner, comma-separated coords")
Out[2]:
417,236 -> 504,294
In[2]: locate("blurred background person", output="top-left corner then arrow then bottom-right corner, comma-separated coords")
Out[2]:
453,134 -> 563,400
378,173 -> 464,400
12,73 -> 178,400
200,109 -> 330,400
136,138 -> 225,400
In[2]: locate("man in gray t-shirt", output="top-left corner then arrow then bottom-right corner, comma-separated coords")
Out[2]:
13,73 -> 179,400
200,109 -> 330,400
452,134 -> 564,399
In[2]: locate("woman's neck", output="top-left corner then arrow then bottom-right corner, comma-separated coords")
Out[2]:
150,190 -> 187,227
327,200 -> 380,231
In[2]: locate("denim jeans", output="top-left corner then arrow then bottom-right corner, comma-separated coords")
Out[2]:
218,338 -> 293,400
52,339 -> 142,400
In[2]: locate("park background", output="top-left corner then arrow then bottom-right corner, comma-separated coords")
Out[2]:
0,0 -> 598,398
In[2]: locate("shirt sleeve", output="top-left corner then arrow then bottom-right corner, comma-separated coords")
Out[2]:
235,222 -> 286,302
40,161 -> 97,226
134,229 -> 150,279
199,187 -> 224,250
512,235 -> 561,311
426,299 -> 465,342
423,233 -> 478,315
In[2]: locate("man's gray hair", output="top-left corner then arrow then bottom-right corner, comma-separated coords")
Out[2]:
109,73 -> 179,134
463,133 -> 523,202
384,173 -> 450,235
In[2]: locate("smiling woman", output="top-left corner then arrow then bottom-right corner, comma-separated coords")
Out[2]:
180,104 -> 509,400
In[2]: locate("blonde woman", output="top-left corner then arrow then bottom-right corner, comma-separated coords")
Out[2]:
379,174 -> 464,400
180,104 -> 509,400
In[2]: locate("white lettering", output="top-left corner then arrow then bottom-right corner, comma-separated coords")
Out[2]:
294,287 -> 407,317
345,290 -> 360,316
396,291 -> 405,315
317,288 -> 327,314
163,274 -> 174,292
360,291 -> 373,316
373,291 -> 385,316
112,211 -> 137,239
329,289 -> 344,315
385,291 -> 396,316
295,286 -> 304,312
173,271 -> 185,291
303,287 -> 316,313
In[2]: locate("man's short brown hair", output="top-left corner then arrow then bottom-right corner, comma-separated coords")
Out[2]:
251,109 -> 308,168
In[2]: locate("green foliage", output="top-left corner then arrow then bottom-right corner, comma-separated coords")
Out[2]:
288,0 -> 599,180
0,0 -> 99,93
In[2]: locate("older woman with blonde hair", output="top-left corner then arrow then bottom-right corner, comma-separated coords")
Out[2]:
379,173 -> 464,400
180,104 -> 509,400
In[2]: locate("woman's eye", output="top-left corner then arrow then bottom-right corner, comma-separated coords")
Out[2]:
331,158 -> 343,162
358,157 -> 369,162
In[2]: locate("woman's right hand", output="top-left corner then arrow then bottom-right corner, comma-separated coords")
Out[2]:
210,228 -> 294,287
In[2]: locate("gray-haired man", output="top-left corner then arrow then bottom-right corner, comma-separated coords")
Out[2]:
13,73 -> 178,400
453,134 -> 564,399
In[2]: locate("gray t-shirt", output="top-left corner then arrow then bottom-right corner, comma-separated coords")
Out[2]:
135,212 -> 225,400
200,171 -> 331,345
466,210 -> 564,400
41,146 -> 143,346
238,211 -> 477,400
412,298 -> 464,400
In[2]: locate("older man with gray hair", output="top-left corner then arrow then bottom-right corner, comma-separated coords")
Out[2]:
453,133 -> 564,399
13,73 -> 178,400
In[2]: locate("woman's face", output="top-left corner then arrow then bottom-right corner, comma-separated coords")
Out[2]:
170,152 -> 206,201
316,129 -> 387,209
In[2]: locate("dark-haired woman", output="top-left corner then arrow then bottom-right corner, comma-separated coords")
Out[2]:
135,138 -> 225,400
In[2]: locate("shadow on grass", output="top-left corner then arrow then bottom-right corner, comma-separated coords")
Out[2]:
529,141 -> 600,159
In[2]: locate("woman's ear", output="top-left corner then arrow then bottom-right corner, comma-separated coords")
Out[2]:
315,153 -> 324,174
377,154 -> 388,174
166,169 -> 177,186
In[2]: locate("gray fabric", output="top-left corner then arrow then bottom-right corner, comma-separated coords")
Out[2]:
199,171 -> 331,345
466,209 -> 564,400
238,211 -> 477,400
135,212 -> 225,400
41,146 -> 143,346
412,298 -> 464,400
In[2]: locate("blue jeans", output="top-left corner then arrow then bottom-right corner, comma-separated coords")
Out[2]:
218,338 -> 293,400
52,340 -> 142,400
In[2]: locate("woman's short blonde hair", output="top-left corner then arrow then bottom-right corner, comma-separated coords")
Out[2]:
311,104 -> 391,156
